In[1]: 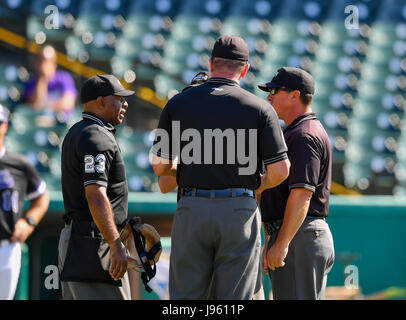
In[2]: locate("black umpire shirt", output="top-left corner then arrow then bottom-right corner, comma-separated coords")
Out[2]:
260,112 -> 332,221
61,112 -> 128,225
0,148 -> 47,240
152,77 -> 288,190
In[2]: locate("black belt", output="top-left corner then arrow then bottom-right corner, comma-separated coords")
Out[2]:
263,216 -> 326,236
181,188 -> 254,198
64,219 -> 123,238
263,220 -> 283,236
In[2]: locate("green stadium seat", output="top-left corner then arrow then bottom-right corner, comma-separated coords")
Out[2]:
278,0 -> 330,21
128,0 -> 180,17
68,0 -> 130,62
375,0 -> 406,23
327,0 -> 382,24
221,18 -> 271,39
114,37 -> 143,59
110,56 -> 134,79
393,185 -> 406,196
228,0 -> 282,19
178,0 -> 231,20
369,23 -> 399,47
41,172 -> 62,191
342,160 -> 373,190
64,35 -> 87,61
127,170 -> 158,192
325,128 -> 348,164
27,0 -> 80,43
153,73 -> 185,98
365,45 -> 397,67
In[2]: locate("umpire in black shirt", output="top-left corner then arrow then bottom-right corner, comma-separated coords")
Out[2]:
152,35 -> 290,300
258,67 -> 335,300
58,74 -> 134,299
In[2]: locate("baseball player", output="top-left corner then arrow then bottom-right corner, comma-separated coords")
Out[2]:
0,104 -> 50,300
152,35 -> 290,300
258,67 -> 335,299
58,74 -> 134,300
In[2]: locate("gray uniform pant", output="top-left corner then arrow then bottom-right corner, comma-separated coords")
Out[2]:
267,217 -> 335,300
58,224 -> 131,300
169,195 -> 261,300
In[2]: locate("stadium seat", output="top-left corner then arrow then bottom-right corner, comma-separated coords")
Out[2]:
42,174 -> 62,191
177,0 -> 231,19
112,0 -> 181,79
324,128 -> 348,164
0,64 -> 28,109
327,0 -> 382,24
127,170 -> 158,192
66,0 -> 131,62
152,73 -> 185,99
375,0 -> 406,23
277,0 -> 330,21
227,0 -> 282,19
342,160 -> 373,190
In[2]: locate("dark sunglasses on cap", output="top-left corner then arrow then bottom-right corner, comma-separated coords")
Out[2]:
269,87 -> 293,95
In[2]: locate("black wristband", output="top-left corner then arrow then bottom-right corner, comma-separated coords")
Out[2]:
24,217 -> 37,228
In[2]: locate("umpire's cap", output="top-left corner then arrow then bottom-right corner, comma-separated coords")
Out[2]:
258,67 -> 315,94
211,35 -> 249,62
80,74 -> 135,104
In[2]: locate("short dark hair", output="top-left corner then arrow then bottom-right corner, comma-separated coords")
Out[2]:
212,57 -> 247,74
299,92 -> 313,106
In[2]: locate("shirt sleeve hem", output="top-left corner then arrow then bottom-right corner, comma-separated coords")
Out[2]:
27,180 -> 47,200
151,147 -> 176,160
289,183 -> 316,192
263,153 -> 288,165
84,180 -> 108,187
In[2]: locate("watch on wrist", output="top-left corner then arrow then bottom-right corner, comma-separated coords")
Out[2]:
24,217 -> 37,228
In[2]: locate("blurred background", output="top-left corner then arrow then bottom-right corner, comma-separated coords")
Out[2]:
1,0 -> 406,300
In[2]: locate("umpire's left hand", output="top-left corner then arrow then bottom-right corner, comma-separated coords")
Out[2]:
109,238 -> 128,281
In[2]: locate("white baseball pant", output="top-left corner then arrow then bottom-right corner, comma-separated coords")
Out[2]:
0,240 -> 21,300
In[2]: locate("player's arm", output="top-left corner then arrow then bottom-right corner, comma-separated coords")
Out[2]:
151,154 -> 176,177
255,159 -> 290,195
256,104 -> 290,196
11,190 -> 50,243
26,77 -> 49,109
265,188 -> 312,271
158,176 -> 178,193
157,161 -> 178,193
85,184 -> 127,281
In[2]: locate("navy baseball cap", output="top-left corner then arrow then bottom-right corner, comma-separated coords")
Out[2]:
0,104 -> 9,123
258,67 -> 315,94
80,74 -> 135,104
211,35 -> 249,62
